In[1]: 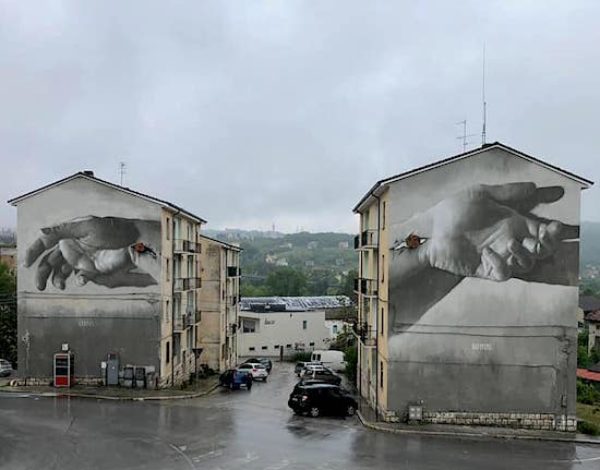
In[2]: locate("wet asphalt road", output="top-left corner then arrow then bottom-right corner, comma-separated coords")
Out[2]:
1,362 -> 600,470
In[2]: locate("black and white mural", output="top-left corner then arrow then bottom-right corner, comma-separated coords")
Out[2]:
25,216 -> 161,290
385,149 -> 582,414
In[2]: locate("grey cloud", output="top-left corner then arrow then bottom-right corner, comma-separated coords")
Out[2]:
1,0 -> 599,233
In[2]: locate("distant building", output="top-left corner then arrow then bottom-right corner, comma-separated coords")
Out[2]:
354,142 -> 591,431
305,260 -> 315,267
586,310 -> 600,355
265,254 -> 277,264
307,241 -> 318,250
238,296 -> 352,357
0,245 -> 16,272
338,241 -> 349,250
275,258 -> 288,267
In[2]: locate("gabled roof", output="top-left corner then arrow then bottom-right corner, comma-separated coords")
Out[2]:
198,233 -> 242,251
580,296 -> 600,313
7,171 -> 207,223
353,142 -> 593,213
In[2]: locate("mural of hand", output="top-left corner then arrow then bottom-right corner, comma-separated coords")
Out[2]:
25,216 -> 160,290
397,183 -> 576,281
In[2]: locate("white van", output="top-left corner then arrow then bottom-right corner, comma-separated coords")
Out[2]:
311,350 -> 346,372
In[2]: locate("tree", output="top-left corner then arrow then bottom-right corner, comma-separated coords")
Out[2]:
265,267 -> 307,296
0,262 -> 16,365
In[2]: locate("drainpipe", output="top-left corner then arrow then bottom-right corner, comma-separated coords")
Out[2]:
373,194 -> 381,422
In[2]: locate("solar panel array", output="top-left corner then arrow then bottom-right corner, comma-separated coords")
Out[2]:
240,295 -> 352,312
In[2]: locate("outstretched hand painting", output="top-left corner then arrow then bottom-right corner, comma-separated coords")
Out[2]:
25,216 -> 161,290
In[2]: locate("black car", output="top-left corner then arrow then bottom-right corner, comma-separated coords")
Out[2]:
300,368 -> 342,386
288,383 -> 357,417
219,369 -> 253,390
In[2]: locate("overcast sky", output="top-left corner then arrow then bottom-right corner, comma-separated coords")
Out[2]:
1,1 -> 599,233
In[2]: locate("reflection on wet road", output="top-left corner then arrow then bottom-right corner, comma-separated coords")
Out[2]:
1,362 -> 599,469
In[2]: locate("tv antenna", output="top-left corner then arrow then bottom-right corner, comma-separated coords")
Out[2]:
456,120 -> 477,152
119,162 -> 127,186
481,44 -> 487,146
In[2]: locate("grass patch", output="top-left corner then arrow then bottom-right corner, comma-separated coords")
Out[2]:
576,403 -> 600,435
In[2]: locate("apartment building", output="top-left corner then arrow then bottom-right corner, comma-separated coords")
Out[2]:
353,142 -> 591,431
8,171 -> 212,387
196,234 -> 241,372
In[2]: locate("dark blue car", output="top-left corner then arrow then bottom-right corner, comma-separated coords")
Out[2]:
219,369 -> 252,390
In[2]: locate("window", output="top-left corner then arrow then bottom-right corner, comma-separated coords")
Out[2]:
242,320 -> 256,333
166,217 -> 171,240
332,325 -> 338,335
274,345 -> 280,349
380,361 -> 384,388
165,300 -> 170,323
249,347 -> 255,351
302,320 -> 307,330
382,201 -> 386,229
381,308 -> 384,335
166,342 -> 170,364
286,344 -> 292,349
309,342 -> 315,347
174,218 -> 181,240
194,326 -> 198,347
381,254 -> 385,283
261,346 -> 268,350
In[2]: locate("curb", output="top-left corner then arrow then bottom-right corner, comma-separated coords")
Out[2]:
0,383 -> 220,402
356,410 -> 600,446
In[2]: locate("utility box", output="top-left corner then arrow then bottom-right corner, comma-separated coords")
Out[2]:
122,366 -> 134,388
54,352 -> 74,388
106,352 -> 119,386
134,367 -> 146,389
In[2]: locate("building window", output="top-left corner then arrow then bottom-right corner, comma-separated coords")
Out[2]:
242,320 -> 256,333
249,347 -> 255,351
286,344 -> 292,349
274,345 -> 280,349
382,201 -> 386,229
166,217 -> 171,240
380,361 -> 384,388
381,254 -> 385,283
166,258 -> 170,282
302,320 -> 307,330
166,342 -> 170,364
165,300 -> 170,322
261,346 -> 268,350
194,326 -> 198,347
309,342 -> 315,347
381,308 -> 384,335
332,325 -> 338,335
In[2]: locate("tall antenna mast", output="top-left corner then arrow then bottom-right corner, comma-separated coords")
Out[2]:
119,162 -> 127,186
481,44 -> 487,146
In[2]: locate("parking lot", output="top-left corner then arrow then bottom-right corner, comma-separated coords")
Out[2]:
1,362 -> 600,469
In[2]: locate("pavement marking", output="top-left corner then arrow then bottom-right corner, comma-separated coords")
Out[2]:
169,443 -> 196,470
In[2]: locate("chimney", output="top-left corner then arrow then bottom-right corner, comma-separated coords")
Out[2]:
82,170 -> 94,177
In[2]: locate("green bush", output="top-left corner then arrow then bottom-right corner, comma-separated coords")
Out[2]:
291,351 -> 312,362
577,379 -> 600,405
577,420 -> 600,436
344,346 -> 357,386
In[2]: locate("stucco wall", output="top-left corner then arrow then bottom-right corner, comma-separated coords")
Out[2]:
385,148 -> 582,426
16,177 -> 162,379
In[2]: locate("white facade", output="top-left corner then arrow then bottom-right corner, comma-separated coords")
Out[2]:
238,310 -> 330,357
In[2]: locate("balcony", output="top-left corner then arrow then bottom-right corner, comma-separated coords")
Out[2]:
354,229 -> 378,250
174,239 -> 198,254
353,321 -> 377,347
353,278 -> 378,297
227,266 -> 241,277
174,277 -> 202,291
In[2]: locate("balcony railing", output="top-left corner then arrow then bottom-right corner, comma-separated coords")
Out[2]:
354,229 -> 378,250
353,321 -> 377,346
353,278 -> 378,297
174,277 -> 202,291
174,239 -> 199,253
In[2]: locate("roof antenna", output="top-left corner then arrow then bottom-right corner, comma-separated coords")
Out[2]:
119,161 -> 127,186
481,44 -> 487,146
456,120 -> 477,152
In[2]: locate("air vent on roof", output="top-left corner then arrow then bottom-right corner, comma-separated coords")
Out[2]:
82,170 -> 94,177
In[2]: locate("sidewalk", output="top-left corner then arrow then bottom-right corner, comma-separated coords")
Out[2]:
357,398 -> 600,446
0,376 -> 219,401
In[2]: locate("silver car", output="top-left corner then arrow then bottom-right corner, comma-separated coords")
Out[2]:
0,359 -> 13,377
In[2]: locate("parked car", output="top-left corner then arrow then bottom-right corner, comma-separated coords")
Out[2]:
219,369 -> 253,390
300,367 -> 342,386
244,357 -> 272,373
288,383 -> 357,417
311,350 -> 346,372
237,362 -> 269,381
300,363 -> 326,377
0,359 -> 13,377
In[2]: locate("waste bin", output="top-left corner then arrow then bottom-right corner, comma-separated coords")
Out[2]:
122,366 -> 134,388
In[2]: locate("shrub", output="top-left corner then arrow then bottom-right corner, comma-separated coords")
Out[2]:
577,379 -> 600,405
577,420 -> 600,436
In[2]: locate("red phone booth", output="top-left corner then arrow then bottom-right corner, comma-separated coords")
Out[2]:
54,352 -> 74,388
